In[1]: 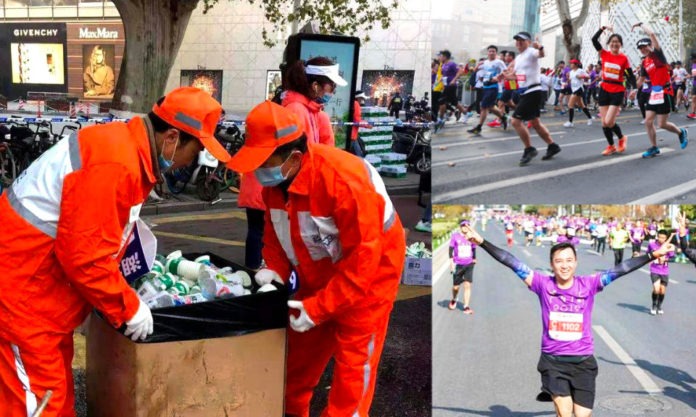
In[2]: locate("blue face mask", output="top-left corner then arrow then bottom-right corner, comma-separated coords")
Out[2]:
158,139 -> 178,172
255,154 -> 294,187
316,92 -> 333,104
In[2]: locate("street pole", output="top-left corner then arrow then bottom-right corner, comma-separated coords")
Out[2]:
291,0 -> 301,34
679,0 -> 683,61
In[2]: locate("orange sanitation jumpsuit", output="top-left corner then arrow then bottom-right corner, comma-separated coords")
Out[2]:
261,144 -> 405,417
0,117 -> 156,417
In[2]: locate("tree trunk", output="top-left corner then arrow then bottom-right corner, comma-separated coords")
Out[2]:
556,0 -> 590,60
112,0 -> 199,112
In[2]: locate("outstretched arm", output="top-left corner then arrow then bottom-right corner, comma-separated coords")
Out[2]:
633,23 -> 661,51
600,238 -> 675,286
592,27 -> 605,52
677,212 -> 696,264
461,226 -> 533,287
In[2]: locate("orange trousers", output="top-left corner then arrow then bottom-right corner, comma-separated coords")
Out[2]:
0,334 -> 75,417
284,302 -> 392,417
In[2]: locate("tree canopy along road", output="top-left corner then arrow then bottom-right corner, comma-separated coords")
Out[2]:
432,221 -> 696,417
432,111 -> 696,204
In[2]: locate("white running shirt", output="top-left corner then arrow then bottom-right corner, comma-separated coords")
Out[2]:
514,47 -> 542,95
569,69 -> 587,92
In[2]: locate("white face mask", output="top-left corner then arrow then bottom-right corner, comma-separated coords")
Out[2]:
254,152 -> 296,187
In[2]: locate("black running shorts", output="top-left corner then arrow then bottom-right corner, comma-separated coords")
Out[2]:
650,273 -> 669,285
598,88 -> 624,107
512,90 -> 542,120
480,88 -> 499,109
645,93 -> 673,115
572,88 -> 585,97
453,264 -> 475,285
537,354 -> 598,409
438,84 -> 459,107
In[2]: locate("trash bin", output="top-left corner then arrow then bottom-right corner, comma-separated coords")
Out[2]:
86,252 -> 288,417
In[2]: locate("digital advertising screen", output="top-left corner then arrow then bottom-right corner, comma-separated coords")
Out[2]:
82,44 -> 115,98
361,70 -> 415,107
10,43 -> 65,84
299,37 -> 359,149
180,70 -> 223,103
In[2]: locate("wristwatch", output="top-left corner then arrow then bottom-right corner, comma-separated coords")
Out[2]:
539,46 -> 544,51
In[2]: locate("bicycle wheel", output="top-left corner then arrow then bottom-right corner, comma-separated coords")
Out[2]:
195,167 -> 220,202
0,147 -> 17,187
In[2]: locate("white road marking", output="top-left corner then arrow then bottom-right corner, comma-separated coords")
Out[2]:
523,249 -> 531,256
593,325 -> 662,394
433,148 -> 675,203
629,178 -> 696,204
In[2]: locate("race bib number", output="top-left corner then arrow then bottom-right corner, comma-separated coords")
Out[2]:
548,311 -> 584,341
633,231 -> 642,240
642,82 -> 650,90
483,72 -> 492,83
458,243 -> 472,259
649,86 -> 664,105
516,73 -> 527,87
603,62 -> 621,80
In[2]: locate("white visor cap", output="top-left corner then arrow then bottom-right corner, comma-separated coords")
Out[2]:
305,64 -> 348,87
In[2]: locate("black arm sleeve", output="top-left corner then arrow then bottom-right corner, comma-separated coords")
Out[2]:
599,253 -> 652,286
592,28 -> 604,52
449,247 -> 454,258
680,236 -> 696,264
479,240 -> 532,279
625,68 -> 637,89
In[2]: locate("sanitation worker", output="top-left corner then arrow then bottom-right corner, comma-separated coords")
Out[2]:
227,100 -> 406,417
0,87 -> 231,417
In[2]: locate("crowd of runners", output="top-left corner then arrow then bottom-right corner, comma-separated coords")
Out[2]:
432,22 -> 692,165
443,208 -> 696,417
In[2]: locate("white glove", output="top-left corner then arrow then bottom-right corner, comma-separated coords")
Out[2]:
287,300 -> 316,332
124,299 -> 154,341
254,268 -> 283,287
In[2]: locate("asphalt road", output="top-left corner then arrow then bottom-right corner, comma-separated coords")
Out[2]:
74,194 -> 431,417
432,108 -> 696,204
432,221 -> 696,417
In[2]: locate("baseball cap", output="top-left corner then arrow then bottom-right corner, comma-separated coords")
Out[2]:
305,64 -> 348,87
636,38 -> 651,48
226,101 -> 304,173
460,220 -> 470,227
438,49 -> 452,59
513,31 -> 532,41
151,87 -> 230,163
569,59 -> 581,65
355,90 -> 368,100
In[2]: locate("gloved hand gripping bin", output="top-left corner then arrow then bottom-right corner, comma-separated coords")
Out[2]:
86,253 -> 288,417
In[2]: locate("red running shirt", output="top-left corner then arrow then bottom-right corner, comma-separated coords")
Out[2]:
641,48 -> 672,94
600,50 -> 631,93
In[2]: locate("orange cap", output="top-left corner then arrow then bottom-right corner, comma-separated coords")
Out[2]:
151,87 -> 230,163
226,101 -> 304,173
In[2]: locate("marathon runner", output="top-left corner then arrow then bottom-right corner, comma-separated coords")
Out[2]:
467,45 -> 509,135
688,53 -> 696,119
629,220 -> 646,257
629,23 -> 688,158
459,224 -> 674,417
647,229 -> 675,315
592,26 -> 635,155
678,211 -> 696,264
671,60 -> 689,111
448,220 -> 477,314
435,50 -> 469,132
506,31 -> 561,165
564,59 -> 594,127
609,222 -> 629,265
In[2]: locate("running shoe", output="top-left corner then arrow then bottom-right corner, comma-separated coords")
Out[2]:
463,306 -> 474,315
642,146 -> 660,158
448,300 -> 457,310
434,119 -> 445,133
617,136 -> 627,153
519,146 -> 538,166
640,119 -> 646,124
657,308 -> 664,315
602,145 -> 617,156
559,110 -> 566,115
679,128 -> 688,149
541,143 -> 562,160
502,114 -> 508,130
587,118 -> 593,126
650,307 -> 657,315
563,121 -> 574,128
487,119 -> 502,128
687,113 -> 696,119
467,126 -> 482,134
414,220 -> 432,233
